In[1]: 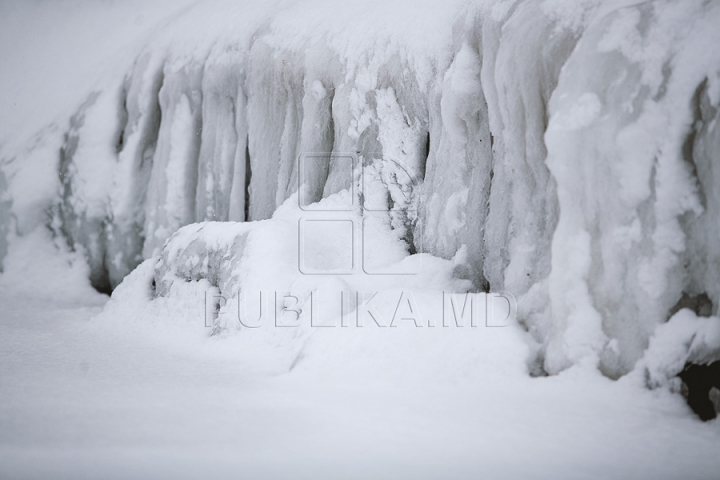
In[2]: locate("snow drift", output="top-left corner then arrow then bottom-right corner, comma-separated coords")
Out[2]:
2,0 -> 720,382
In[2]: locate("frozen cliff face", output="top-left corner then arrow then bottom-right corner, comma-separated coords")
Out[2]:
544,0 -> 720,377
2,0 -> 720,381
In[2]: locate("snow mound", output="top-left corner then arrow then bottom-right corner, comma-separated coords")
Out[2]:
99,190 -> 529,379
640,309 -> 720,388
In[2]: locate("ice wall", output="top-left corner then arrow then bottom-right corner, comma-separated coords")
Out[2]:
2,0 -> 720,379
544,0 -> 720,377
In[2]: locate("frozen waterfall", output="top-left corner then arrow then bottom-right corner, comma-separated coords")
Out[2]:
2,0 -> 720,385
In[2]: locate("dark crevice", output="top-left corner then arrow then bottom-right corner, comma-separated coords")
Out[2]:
244,134 -> 252,222
679,361 -> 720,421
668,292 -> 713,319
405,130 -> 430,256
115,82 -> 129,154
681,78 -> 708,209
404,224 -> 417,256
670,290 -> 717,421
140,70 -> 165,170
320,89 -> 336,196
420,130 -> 430,181
91,257 -> 113,295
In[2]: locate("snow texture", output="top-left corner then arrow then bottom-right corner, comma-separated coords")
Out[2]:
2,228 -> 719,479
2,0 -> 720,381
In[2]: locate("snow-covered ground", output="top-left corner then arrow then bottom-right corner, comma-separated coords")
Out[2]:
1,230 -> 719,479
2,0 -> 720,478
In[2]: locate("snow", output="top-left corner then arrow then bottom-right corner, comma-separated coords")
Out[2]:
642,309 -> 720,388
1,230 -> 720,478
1,0 -> 720,476
544,0 -> 720,376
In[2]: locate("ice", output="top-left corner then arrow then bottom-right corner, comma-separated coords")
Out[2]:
196,46 -> 249,223
3,0 -> 720,475
1,0 -> 720,384
544,0 -> 720,377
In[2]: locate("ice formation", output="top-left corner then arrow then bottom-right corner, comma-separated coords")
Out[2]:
2,0 -> 720,383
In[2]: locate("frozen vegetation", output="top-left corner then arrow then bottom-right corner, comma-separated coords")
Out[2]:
1,0 -> 720,475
